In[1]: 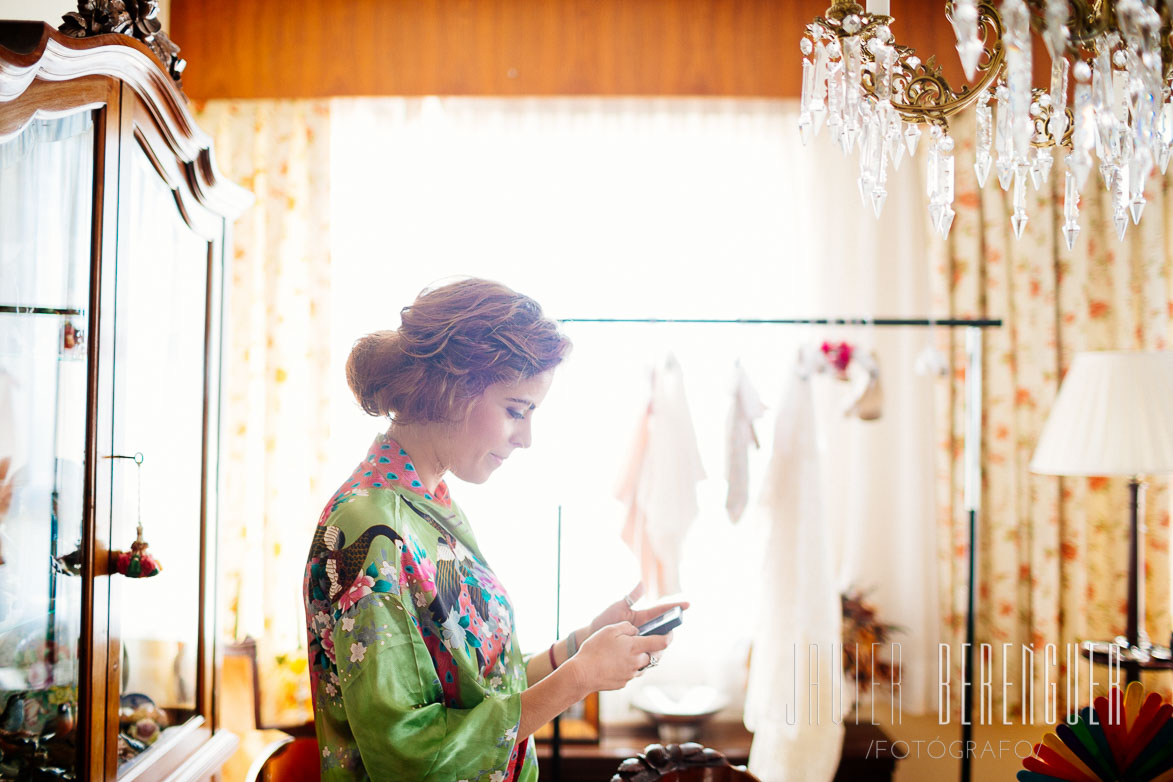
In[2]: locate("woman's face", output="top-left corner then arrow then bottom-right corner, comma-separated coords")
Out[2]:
445,369 -> 556,484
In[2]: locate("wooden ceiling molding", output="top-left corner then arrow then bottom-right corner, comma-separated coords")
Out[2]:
170,0 -> 1049,100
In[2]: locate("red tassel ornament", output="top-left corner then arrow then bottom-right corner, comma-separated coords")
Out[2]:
110,524 -> 161,578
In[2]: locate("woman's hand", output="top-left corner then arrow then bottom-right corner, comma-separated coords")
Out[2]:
568,622 -> 672,693
586,582 -> 690,637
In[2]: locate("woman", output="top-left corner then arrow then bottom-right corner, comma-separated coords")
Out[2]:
304,278 -> 686,781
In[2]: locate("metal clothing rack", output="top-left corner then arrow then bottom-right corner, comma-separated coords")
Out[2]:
557,315 -> 1001,782
561,316 -> 1002,327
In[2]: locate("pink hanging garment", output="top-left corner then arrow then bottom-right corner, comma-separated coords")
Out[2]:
615,353 -> 705,598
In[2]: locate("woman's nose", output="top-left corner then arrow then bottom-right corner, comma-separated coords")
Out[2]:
511,420 -> 532,449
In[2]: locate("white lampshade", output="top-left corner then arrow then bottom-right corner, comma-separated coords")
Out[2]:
1030,351 -> 1173,476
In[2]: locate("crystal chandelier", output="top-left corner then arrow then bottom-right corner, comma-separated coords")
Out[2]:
799,0 -> 1173,249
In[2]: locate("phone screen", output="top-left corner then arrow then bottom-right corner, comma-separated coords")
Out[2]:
637,606 -> 683,636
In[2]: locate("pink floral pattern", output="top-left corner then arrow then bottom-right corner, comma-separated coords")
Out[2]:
929,112 -> 1173,717
338,575 -> 375,612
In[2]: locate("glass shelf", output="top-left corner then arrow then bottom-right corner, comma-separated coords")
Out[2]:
0,307 -> 86,316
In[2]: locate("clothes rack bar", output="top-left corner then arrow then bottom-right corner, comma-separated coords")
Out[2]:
559,314 -> 995,782
560,316 -> 1001,327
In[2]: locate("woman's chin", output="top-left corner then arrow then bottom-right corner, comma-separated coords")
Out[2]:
451,466 -> 494,485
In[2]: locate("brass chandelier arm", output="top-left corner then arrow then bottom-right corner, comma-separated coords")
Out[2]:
1045,0 -> 1113,50
800,0 -> 1173,248
816,0 -> 1007,127
892,1 -> 1005,124
1029,91 -> 1076,148
891,47 -> 1005,124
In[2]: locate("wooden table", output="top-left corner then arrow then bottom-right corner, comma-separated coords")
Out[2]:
1081,640 -> 1173,684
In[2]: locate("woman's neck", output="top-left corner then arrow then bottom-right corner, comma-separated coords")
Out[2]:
386,421 -> 448,493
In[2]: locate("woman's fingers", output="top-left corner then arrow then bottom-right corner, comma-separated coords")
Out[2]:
631,632 -> 671,655
576,620 -> 679,690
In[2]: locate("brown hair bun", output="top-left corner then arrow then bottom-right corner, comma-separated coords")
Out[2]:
345,278 -> 571,423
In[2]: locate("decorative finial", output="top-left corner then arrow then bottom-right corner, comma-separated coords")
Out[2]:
59,1 -> 186,86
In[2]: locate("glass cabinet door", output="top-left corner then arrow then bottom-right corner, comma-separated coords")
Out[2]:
108,140 -> 209,771
0,110 -> 96,780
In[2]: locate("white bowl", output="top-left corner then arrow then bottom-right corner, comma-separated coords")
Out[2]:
631,685 -> 727,743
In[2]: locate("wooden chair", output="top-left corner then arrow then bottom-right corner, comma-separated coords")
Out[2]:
612,742 -> 761,782
246,735 -> 322,782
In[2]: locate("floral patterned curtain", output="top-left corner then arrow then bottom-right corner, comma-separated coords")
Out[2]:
930,112 -> 1173,717
194,100 -> 332,725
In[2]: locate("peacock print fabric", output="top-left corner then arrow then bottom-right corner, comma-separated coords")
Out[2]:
303,432 -> 536,781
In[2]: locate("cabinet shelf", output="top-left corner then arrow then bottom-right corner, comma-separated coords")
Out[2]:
0,305 -> 85,316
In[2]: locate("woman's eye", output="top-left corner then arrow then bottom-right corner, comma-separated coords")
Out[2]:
508,409 -> 525,420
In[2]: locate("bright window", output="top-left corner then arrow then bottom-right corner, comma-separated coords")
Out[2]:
328,97 -> 823,719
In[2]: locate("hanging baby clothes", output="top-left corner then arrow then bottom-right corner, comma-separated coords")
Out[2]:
724,361 -> 765,524
843,350 -> 883,421
615,353 -> 705,598
744,360 -> 844,782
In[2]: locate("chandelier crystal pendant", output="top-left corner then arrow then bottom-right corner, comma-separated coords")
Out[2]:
798,0 -> 1173,250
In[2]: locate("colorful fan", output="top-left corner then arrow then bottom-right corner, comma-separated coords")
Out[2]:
1018,682 -> 1173,782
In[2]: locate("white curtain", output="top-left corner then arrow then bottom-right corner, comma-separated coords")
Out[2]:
195,99 -> 333,725
329,97 -> 820,722
803,128 -> 943,718
325,98 -> 941,738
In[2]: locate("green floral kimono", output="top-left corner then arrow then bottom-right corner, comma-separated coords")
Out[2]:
304,432 -> 537,781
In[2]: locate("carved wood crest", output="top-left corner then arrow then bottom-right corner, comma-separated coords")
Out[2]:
58,0 -> 185,86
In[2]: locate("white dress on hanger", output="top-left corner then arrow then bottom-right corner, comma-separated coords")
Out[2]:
615,353 -> 705,598
745,360 -> 844,782
725,361 -> 765,524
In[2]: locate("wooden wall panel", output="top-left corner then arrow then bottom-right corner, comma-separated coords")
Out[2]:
170,0 -> 1047,100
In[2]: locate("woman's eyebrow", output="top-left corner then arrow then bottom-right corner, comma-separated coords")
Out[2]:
506,397 -> 536,409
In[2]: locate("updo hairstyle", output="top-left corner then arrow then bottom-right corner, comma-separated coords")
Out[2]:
346,278 -> 572,424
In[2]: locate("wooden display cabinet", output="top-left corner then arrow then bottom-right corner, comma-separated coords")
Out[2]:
0,10 -> 250,780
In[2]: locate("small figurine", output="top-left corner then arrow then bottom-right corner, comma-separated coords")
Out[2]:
117,732 -> 148,761
0,693 -> 24,733
130,718 -> 159,745
61,321 -> 84,355
53,547 -> 83,577
40,704 -> 73,741
110,525 -> 161,578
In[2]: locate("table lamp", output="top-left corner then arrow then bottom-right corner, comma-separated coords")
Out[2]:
1030,351 -> 1173,681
